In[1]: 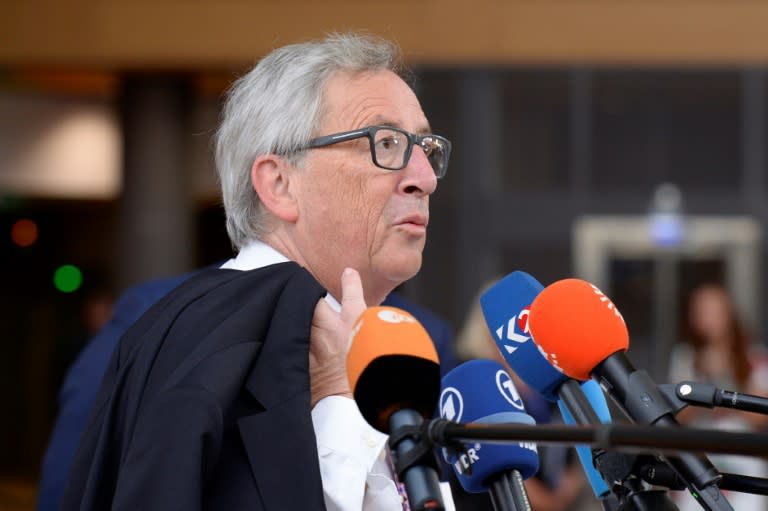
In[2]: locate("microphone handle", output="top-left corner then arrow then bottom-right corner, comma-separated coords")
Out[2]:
389,409 -> 445,511
676,381 -> 768,415
558,380 -> 622,509
715,389 -> 768,415
721,473 -> 768,496
558,379 -> 603,424
488,470 -> 531,511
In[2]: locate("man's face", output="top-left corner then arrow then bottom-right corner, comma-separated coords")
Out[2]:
293,70 -> 438,302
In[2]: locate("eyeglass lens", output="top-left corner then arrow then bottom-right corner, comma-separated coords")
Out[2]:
422,136 -> 448,178
372,128 -> 448,176
372,129 -> 407,169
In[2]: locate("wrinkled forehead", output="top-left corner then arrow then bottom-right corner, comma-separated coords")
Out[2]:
317,69 -> 429,133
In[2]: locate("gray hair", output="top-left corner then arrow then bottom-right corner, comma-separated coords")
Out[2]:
214,32 -> 407,250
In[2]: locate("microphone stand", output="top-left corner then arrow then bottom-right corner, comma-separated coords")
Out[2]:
638,451 -> 768,496
426,420 -> 768,458
615,478 -> 679,511
425,419 -> 768,510
594,356 -> 732,511
392,412 -> 524,511
402,411 -> 768,510
557,380 -> 675,511
657,381 -> 768,499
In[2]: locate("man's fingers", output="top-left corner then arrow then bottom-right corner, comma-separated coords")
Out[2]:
340,267 -> 366,324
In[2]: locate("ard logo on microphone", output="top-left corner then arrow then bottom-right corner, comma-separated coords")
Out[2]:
496,370 -> 525,411
493,306 -> 532,355
439,387 -> 464,422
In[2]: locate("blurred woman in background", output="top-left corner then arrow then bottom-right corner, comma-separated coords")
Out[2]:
670,282 -> 768,510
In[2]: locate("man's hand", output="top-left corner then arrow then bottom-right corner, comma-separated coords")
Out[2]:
309,268 -> 367,407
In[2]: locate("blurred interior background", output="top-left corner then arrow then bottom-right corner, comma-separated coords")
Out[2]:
2,1 -> 768,508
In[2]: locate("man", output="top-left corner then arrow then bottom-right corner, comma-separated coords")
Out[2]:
61,33 -> 452,510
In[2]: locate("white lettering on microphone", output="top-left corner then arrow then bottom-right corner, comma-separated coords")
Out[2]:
377,309 -> 417,324
494,307 -> 532,355
453,448 -> 480,474
439,387 -> 464,422
537,344 -> 564,374
496,370 -> 525,411
590,284 -> 625,324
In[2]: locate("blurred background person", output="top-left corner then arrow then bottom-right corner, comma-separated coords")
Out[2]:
50,280 -> 115,395
669,282 -> 768,511
36,273 -> 188,511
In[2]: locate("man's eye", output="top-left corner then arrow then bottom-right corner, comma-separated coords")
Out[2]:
378,137 -> 398,150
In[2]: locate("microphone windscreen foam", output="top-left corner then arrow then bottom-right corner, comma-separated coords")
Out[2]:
529,279 -> 629,381
439,359 -> 539,493
480,271 -> 567,401
347,306 -> 440,432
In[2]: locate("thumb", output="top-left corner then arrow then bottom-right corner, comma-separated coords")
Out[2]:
339,267 -> 367,325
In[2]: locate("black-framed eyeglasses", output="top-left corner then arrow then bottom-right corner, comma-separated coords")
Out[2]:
305,125 -> 451,179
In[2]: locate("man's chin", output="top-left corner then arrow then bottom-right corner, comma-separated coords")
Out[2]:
379,255 -> 422,286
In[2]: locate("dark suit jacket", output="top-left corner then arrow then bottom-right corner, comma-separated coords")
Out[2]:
40,267 -> 456,511
61,262 -> 328,511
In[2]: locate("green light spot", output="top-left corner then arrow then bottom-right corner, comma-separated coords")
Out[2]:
54,264 -> 83,293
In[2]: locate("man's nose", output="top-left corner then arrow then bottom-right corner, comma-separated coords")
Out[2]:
399,147 -> 438,196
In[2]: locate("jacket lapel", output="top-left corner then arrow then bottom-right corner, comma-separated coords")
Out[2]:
238,392 -> 324,510
238,267 -> 327,510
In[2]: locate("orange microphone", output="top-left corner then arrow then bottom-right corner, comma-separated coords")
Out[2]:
347,306 -> 444,511
528,279 -> 732,511
347,306 -> 441,433
527,278 -> 629,381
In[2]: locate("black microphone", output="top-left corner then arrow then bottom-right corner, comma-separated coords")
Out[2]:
346,306 -> 445,511
528,278 -> 733,511
675,381 -> 768,415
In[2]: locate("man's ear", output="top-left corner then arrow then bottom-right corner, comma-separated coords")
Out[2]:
250,154 -> 298,223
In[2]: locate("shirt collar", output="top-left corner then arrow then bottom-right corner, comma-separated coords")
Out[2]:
219,240 -> 289,271
220,240 -> 341,312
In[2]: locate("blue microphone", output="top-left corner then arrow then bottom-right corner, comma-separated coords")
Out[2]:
439,359 -> 538,510
479,271 -> 565,401
480,271 -> 620,509
558,379 -> 613,500
479,271 -> 600,420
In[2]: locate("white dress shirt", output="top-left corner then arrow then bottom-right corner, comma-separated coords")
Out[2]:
220,240 -> 454,511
